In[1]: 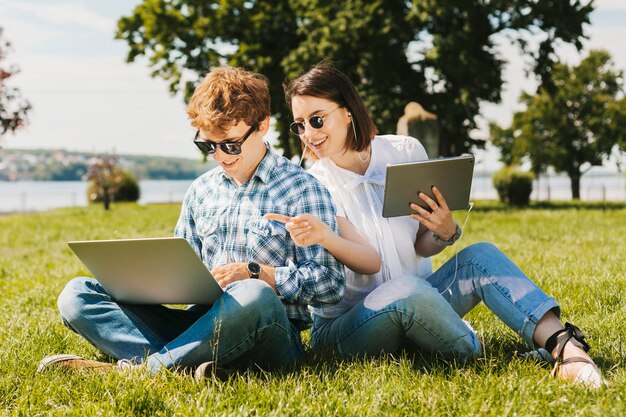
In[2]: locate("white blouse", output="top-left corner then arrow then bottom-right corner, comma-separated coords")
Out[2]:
308,135 -> 433,318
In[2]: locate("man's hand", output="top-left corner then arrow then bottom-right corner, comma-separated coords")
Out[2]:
211,262 -> 249,288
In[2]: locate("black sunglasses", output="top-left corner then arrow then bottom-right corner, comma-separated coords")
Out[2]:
290,107 -> 341,135
193,124 -> 258,155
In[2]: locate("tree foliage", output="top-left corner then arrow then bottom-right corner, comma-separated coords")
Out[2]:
491,50 -> 626,199
0,28 -> 31,137
86,157 -> 140,210
116,0 -> 593,158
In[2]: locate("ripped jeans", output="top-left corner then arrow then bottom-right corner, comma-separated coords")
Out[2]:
311,242 -> 559,357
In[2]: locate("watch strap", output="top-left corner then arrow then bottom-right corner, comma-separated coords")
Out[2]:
432,223 -> 462,247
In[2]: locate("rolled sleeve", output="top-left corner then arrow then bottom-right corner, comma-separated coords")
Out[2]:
274,253 -> 344,307
275,182 -> 345,307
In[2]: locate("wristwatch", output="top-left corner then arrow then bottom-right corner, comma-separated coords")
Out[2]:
432,223 -> 462,247
247,262 -> 261,279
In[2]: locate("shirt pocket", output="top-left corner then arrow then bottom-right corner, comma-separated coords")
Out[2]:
247,217 -> 288,265
195,217 -> 222,260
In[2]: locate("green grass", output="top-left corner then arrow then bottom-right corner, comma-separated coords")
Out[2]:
1,202 -> 625,416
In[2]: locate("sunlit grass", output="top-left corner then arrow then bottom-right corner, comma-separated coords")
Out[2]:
1,202 -> 624,416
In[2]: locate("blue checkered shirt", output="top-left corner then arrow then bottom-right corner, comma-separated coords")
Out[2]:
174,147 -> 345,329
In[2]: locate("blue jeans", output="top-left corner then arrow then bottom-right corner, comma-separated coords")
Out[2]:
57,278 -> 304,374
311,242 -> 559,357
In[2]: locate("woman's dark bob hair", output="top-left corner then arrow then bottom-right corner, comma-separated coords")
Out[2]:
284,64 -> 377,156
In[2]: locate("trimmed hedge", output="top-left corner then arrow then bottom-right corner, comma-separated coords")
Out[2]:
492,166 -> 534,207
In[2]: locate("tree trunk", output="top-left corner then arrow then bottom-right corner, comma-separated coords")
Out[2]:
103,186 -> 110,211
439,129 -> 452,157
568,170 -> 581,200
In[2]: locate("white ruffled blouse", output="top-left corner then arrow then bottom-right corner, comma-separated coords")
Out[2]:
308,135 -> 433,318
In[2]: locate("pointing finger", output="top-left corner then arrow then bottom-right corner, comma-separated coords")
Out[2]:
264,213 -> 292,224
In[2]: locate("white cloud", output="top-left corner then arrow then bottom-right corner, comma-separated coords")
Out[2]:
5,1 -> 115,33
2,52 -> 197,158
595,0 -> 626,11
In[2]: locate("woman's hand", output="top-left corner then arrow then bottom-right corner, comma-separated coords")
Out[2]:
264,213 -> 330,247
409,186 -> 457,239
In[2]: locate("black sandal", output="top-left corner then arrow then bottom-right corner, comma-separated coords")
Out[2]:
545,322 -> 603,387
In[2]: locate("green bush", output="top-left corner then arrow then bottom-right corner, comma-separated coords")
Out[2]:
88,171 -> 140,203
115,171 -> 141,201
492,166 -> 534,207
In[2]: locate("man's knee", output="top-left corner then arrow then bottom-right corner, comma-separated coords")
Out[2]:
57,277 -> 93,325
226,279 -> 283,320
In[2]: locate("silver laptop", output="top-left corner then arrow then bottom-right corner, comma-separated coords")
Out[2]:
382,155 -> 475,218
68,237 -> 223,304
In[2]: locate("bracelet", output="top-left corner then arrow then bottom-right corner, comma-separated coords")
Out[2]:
432,223 -> 462,247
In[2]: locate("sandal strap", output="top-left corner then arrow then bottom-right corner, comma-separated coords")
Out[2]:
565,323 -> 590,351
548,322 -> 590,362
560,356 -> 596,366
548,323 -> 592,379
551,356 -> 599,378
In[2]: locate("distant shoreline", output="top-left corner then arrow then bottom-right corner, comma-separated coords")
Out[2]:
0,148 -> 215,182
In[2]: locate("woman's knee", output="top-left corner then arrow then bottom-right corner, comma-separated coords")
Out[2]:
459,242 -> 507,263
365,280 -> 447,326
363,275 -> 435,311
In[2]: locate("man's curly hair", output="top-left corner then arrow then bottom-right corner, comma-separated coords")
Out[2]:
187,67 -> 270,136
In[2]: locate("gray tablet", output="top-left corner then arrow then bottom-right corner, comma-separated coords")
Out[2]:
68,237 -> 223,304
382,155 -> 475,218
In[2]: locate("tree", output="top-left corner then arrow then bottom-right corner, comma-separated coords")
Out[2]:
86,157 -> 140,210
0,28 -> 31,137
491,50 -> 626,199
116,0 -> 301,156
116,0 -> 592,158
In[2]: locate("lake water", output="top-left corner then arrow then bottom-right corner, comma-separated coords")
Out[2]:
0,180 -> 193,213
0,175 -> 624,213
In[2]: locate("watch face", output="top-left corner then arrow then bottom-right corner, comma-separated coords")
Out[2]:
248,262 -> 261,274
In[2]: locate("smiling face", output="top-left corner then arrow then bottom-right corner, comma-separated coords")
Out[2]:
200,117 -> 269,186
290,95 -> 352,161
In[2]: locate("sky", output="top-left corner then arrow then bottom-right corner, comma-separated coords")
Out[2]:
1,0 -> 626,168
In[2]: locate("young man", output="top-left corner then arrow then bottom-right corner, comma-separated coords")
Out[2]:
38,67 -> 345,378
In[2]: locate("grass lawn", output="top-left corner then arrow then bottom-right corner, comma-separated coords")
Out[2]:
0,202 -> 624,416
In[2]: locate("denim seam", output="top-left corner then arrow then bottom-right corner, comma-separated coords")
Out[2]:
79,279 -> 170,357
521,298 -> 560,348
325,306 -> 458,355
216,320 -> 292,363
461,258 -> 548,344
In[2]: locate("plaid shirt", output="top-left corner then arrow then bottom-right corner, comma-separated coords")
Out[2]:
174,147 -> 345,329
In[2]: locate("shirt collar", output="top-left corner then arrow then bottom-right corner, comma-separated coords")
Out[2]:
251,143 -> 277,184
215,143 -> 276,185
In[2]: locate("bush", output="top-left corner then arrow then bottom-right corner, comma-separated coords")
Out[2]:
492,166 -> 534,207
88,171 -> 140,203
115,171 -> 141,202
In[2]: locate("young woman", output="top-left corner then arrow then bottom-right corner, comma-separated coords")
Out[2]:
272,64 -> 603,387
